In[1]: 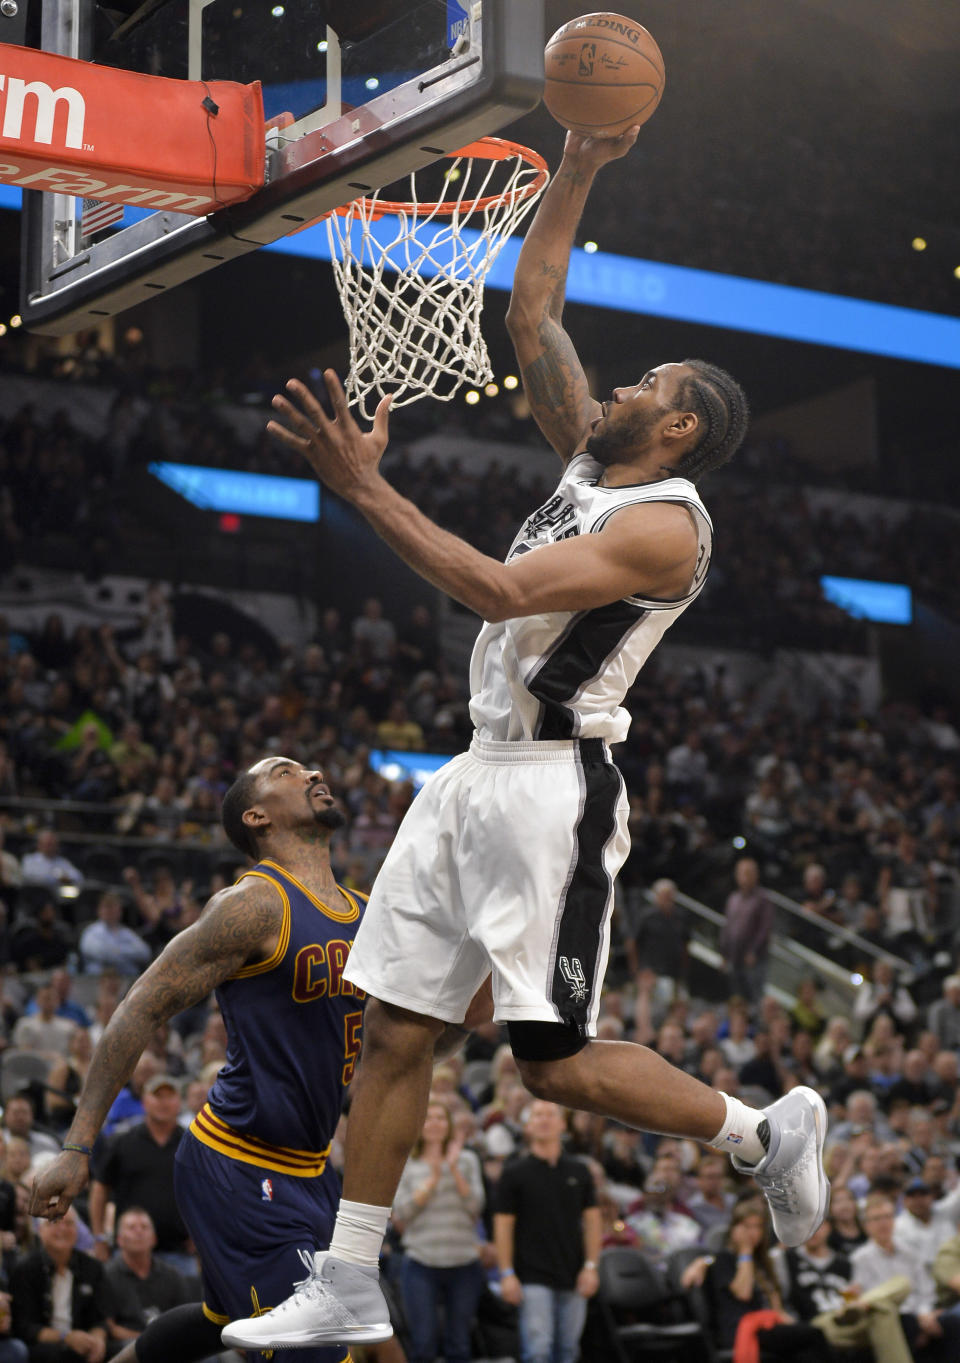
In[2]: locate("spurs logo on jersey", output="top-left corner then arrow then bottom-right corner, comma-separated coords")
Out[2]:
469,455 -> 714,744
558,955 -> 589,1002
510,493 -> 580,556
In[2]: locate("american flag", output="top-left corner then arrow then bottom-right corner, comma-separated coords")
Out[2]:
80,198 -> 124,238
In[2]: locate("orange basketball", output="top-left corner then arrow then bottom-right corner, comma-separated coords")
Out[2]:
543,12 -> 665,138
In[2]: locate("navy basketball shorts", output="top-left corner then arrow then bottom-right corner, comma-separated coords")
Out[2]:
174,1129 -> 348,1363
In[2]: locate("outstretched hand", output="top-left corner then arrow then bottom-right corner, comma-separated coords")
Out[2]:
562,125 -> 641,170
267,370 -> 392,502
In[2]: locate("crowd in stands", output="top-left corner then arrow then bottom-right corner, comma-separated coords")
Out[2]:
4,384 -> 960,663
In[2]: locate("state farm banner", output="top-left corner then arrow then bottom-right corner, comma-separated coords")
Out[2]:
0,43 -> 264,215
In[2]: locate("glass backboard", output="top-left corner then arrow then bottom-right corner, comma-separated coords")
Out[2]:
20,0 -> 544,333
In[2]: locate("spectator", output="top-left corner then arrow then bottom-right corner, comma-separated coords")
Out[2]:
24,971 -> 89,1031
20,831 -> 82,891
90,1075 -> 191,1273
45,1028 -> 93,1132
624,1163 -> 700,1266
105,1206 -> 191,1346
79,893 -> 152,976
720,858 -> 773,1004
895,1177 -> 960,1271
626,879 -> 689,1011
852,1193 -> 960,1361
351,596 -> 396,662
684,1153 -> 736,1238
11,1208 -> 109,1363
888,1049 -> 936,1110
375,700 -> 425,752
9,901 -> 72,974
718,1003 -> 756,1070
853,960 -> 918,1036
0,828 -> 21,895
776,1215 -> 913,1363
928,976 -> 960,1053
494,1100 -> 601,1363
392,1100 -> 485,1363
826,1186 -> 866,1256
828,1089 -> 893,1148
683,1199 -> 824,1361
11,979 -> 75,1060
932,1232 -> 960,1312
1,1094 -> 59,1162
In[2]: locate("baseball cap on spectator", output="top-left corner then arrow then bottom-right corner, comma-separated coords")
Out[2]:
143,1074 -> 179,1095
904,1178 -> 932,1194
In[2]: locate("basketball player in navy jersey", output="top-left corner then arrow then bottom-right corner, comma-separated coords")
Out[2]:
29,757 -> 420,1363
225,128 -> 829,1351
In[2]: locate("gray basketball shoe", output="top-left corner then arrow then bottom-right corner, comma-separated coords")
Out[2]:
731,1084 -> 829,1247
220,1250 -> 393,1350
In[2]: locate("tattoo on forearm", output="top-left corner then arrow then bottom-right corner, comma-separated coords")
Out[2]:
521,315 -> 593,452
558,167 -> 589,188
538,260 -> 566,285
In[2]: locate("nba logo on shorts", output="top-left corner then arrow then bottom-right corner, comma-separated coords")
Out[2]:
261,1178 -> 273,1201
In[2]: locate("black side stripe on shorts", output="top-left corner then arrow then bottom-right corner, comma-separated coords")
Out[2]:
549,739 -> 622,1031
527,600 -> 649,740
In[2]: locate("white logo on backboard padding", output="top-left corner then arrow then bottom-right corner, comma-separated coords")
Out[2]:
0,75 -> 86,149
559,956 -> 588,1003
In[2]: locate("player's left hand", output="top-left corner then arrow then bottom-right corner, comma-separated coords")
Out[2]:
29,1150 -> 91,1220
268,371 -> 392,502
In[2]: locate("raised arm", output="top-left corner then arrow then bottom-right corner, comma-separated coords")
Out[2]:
30,877 -> 283,1219
505,129 -> 640,463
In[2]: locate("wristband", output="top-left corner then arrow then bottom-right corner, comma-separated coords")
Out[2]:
94,1234 -> 110,1245
500,1268 -> 516,1279
584,1261 -> 597,1271
737,1254 -> 753,1264
62,1142 -> 93,1157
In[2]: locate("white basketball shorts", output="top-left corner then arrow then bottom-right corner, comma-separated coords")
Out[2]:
343,736 -> 630,1033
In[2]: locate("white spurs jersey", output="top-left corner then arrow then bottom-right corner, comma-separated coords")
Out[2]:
468,452 -> 713,744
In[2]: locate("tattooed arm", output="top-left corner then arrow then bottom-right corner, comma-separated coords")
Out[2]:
30,878 -> 283,1218
505,129 -> 640,464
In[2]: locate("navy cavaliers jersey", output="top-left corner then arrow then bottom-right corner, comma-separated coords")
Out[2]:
469,457 -> 712,744
191,860 -> 366,1176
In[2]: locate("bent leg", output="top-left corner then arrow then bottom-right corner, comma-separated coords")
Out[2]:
516,1039 -> 726,1140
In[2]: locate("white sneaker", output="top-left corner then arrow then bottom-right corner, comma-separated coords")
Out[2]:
731,1084 -> 829,1248
220,1250 -> 393,1350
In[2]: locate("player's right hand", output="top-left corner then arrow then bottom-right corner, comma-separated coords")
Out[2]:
562,126 -> 640,169
29,1151 -> 91,1220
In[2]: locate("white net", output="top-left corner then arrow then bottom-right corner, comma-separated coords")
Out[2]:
325,139 -> 548,421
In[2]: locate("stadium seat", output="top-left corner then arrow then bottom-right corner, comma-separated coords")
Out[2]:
596,1246 -> 710,1362
0,1049 -> 53,1103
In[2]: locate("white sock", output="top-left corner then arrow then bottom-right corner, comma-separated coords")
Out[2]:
328,1199 -> 391,1268
706,1092 -> 768,1165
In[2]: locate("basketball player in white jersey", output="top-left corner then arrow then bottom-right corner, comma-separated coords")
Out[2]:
224,128 -> 828,1352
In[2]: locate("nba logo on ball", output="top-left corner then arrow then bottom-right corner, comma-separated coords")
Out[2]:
261,1178 -> 273,1202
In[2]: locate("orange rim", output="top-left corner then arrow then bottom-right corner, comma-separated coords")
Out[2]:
331,136 -> 548,220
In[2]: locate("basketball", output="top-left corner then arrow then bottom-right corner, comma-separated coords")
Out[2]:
543,12 -> 665,138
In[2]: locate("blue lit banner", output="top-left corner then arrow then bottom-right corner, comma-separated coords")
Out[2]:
4,183 -> 959,368
369,748 -> 453,791
149,461 -> 320,521
820,575 -> 912,625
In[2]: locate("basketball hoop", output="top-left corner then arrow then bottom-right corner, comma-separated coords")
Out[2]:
325,137 -> 549,420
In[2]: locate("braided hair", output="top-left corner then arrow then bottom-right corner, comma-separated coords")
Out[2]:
221,768 -> 262,859
669,359 -> 749,483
